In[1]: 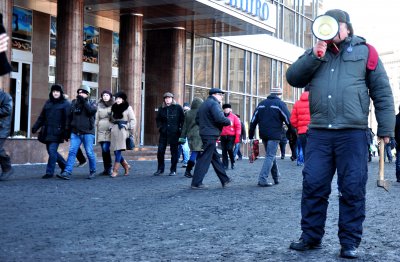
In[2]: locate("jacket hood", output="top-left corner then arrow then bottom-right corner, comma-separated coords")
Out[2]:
190,97 -> 203,110
98,97 -> 114,108
300,91 -> 309,101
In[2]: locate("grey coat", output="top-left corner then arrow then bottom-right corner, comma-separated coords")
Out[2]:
286,36 -> 395,137
180,97 -> 203,151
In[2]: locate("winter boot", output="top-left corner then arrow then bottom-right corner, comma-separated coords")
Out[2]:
184,160 -> 195,178
121,160 -> 131,176
111,163 -> 121,178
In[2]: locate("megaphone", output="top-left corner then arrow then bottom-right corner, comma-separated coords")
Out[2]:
312,15 -> 339,40
311,15 -> 339,57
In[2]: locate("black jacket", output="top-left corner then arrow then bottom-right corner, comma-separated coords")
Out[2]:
32,93 -> 71,143
0,90 -> 12,138
196,95 -> 230,138
69,96 -> 97,135
156,101 -> 184,143
249,94 -> 291,141
395,114 -> 400,148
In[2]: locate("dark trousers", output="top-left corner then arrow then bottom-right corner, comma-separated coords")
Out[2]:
220,135 -> 235,168
76,147 -> 86,164
289,136 -> 297,160
279,140 -> 287,157
301,129 -> 368,248
0,138 -> 11,172
157,135 -> 179,172
46,142 -> 66,175
297,133 -> 307,158
100,141 -> 112,171
191,136 -> 230,187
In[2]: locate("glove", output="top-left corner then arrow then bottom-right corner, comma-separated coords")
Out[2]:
178,138 -> 186,144
77,95 -> 85,103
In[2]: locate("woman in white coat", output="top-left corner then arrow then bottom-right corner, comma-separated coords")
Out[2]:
110,91 -> 136,177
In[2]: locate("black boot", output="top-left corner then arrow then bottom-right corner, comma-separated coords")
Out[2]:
184,160 -> 195,178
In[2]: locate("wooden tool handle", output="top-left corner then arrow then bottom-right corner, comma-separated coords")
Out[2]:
379,138 -> 385,180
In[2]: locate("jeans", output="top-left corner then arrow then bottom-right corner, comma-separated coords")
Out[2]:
114,150 -> 125,163
233,142 -> 242,159
45,142 -> 66,175
178,140 -> 190,164
189,151 -> 199,162
64,133 -> 96,175
100,141 -> 112,170
258,140 -> 280,185
396,147 -> 400,181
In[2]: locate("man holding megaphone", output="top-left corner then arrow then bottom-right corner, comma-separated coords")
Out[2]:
286,9 -> 395,259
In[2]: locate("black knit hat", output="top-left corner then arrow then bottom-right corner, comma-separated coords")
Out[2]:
222,103 -> 231,109
325,9 -> 353,36
51,84 -> 63,93
114,91 -> 127,101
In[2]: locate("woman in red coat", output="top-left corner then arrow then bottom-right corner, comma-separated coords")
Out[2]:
290,90 -> 310,158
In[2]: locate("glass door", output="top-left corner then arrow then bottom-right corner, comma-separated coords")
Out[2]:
10,60 -> 32,137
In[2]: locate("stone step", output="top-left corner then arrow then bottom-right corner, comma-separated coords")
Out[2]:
93,145 -> 171,161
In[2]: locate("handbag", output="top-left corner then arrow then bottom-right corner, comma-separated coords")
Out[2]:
126,134 -> 135,150
37,127 -> 46,144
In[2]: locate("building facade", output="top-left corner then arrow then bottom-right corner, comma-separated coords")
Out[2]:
0,0 -> 323,163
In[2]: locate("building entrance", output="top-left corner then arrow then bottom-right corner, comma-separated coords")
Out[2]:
10,60 -> 32,137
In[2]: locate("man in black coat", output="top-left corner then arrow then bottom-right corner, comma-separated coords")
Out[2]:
395,106 -> 400,182
191,88 -> 232,189
0,89 -> 13,181
153,92 -> 185,176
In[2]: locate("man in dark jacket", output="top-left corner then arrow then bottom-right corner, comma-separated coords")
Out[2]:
395,107 -> 400,183
249,88 -> 291,187
191,88 -> 232,189
32,84 -> 71,179
286,10 -> 395,259
153,92 -> 185,176
0,88 -> 13,181
57,85 -> 97,180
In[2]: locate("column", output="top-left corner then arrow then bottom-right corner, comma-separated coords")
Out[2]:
144,28 -> 186,145
118,13 -> 143,145
55,0 -> 84,97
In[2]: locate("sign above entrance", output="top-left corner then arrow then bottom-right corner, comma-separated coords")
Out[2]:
205,0 -> 276,33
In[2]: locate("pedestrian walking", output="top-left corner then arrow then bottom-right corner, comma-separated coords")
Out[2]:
395,106 -> 400,182
178,102 -> 191,167
220,104 -> 241,170
0,86 -> 13,181
233,114 -> 246,161
110,91 -> 136,177
279,126 -> 288,159
95,90 -> 114,176
191,88 -> 232,189
179,97 -> 204,178
290,89 -> 310,159
249,87 -> 291,187
286,9 -> 395,259
153,92 -> 184,176
0,26 -> 13,181
57,85 -> 98,180
31,84 -> 70,179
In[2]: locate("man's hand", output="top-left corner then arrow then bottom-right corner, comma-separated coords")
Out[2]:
380,136 -> 390,144
313,40 -> 327,58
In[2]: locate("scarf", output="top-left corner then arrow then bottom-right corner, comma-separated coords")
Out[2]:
112,101 -> 129,119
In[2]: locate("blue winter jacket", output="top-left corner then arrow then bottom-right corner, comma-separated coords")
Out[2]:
286,36 -> 395,137
249,94 -> 291,141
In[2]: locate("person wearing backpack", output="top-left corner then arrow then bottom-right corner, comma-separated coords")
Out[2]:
286,9 -> 395,259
